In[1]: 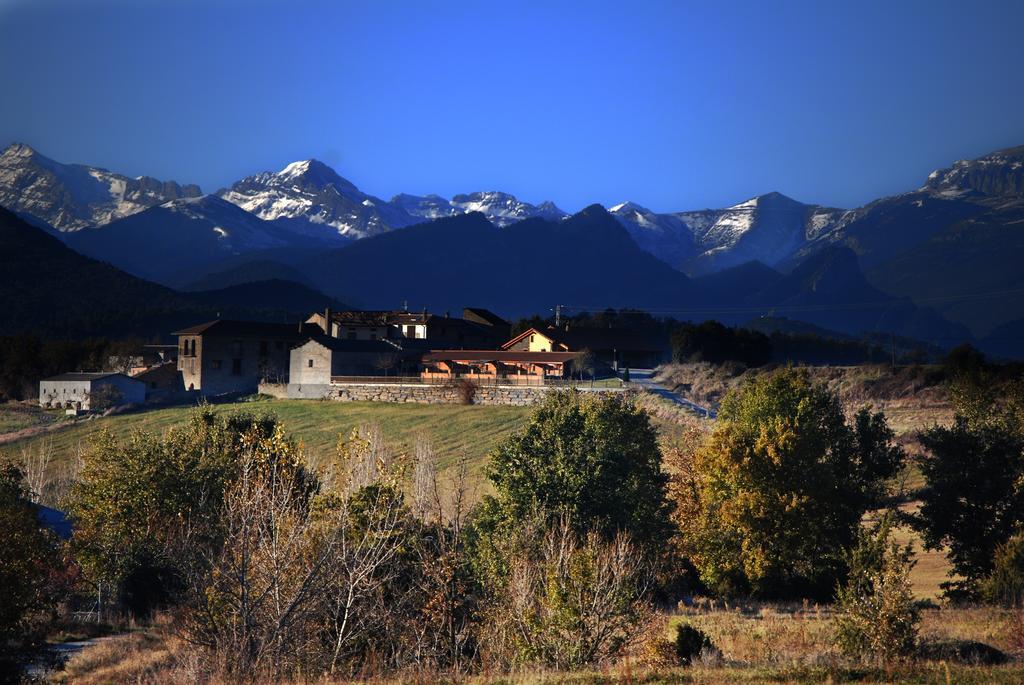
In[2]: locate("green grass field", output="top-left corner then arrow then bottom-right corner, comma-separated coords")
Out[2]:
0,403 -> 62,435
0,399 -> 533,488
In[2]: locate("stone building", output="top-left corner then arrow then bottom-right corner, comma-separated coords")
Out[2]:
174,319 -> 315,396
289,336 -> 414,386
39,372 -> 145,411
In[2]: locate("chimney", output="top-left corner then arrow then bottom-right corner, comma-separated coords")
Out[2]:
323,307 -> 332,336
445,310 -> 450,318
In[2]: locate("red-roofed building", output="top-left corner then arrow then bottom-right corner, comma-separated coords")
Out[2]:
421,349 -> 578,383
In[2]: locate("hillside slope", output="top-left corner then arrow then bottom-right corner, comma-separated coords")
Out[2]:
0,207 -> 334,338
303,205 -> 697,316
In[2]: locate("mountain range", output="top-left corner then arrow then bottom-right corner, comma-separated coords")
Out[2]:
0,206 -> 344,339
1,141 -> 1022,353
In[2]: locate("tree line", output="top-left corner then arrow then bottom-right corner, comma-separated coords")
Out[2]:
3,360 -> 1024,679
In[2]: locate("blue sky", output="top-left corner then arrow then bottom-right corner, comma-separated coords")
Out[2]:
1,0 -> 1023,212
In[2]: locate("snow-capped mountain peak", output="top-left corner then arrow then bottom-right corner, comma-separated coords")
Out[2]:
0,143 -> 202,231
392,190 -> 566,226
922,145 -> 1024,198
217,158 -> 415,242
449,191 -> 566,226
272,158 -> 361,194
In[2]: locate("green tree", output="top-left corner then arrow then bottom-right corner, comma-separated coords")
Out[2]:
834,512 -> 919,664
0,460 -> 64,679
913,420 -> 1024,598
477,390 -> 673,553
68,406 -> 312,616
677,368 -> 904,599
911,376 -> 1024,599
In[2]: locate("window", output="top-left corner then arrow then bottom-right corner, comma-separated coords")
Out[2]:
369,333 -> 377,340
211,359 -> 222,370
347,328 -> 356,339
530,335 -> 535,343
406,325 -> 416,338
231,359 -> 242,376
231,340 -> 242,356
308,359 -> 314,368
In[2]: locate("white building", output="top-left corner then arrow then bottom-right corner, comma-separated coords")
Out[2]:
39,372 -> 145,412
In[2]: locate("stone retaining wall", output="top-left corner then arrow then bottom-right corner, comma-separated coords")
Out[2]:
260,381 -> 627,406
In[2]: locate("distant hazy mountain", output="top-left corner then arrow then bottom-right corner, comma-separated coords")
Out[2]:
295,204 -> 967,343
6,141 -> 1024,347
750,246 -> 970,343
186,278 -> 347,314
0,143 -> 201,231
795,145 -> 1024,336
65,195 -> 308,288
611,192 -> 845,275
302,206 -> 697,316
0,207 -> 337,338
607,201 -> 698,270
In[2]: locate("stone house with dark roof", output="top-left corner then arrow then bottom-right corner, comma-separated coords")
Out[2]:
173,319 -> 316,396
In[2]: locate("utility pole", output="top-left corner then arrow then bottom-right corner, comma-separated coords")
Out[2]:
554,304 -> 563,328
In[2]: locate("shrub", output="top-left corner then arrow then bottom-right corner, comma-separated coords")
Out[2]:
0,459 -> 65,678
478,520 -> 651,670
68,407 -> 314,618
834,513 -> 919,664
980,532 -> 1024,606
674,622 -> 713,665
454,378 -> 477,404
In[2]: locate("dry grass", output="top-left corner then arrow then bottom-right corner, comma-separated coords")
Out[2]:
56,606 -> 1024,684
654,363 -> 953,440
56,632 -> 183,684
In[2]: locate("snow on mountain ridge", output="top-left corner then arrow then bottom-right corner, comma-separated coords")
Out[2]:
217,159 -> 415,242
392,190 -> 566,227
0,143 -> 202,231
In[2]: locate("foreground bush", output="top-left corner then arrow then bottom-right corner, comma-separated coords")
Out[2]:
981,533 -> 1024,606
68,407 -> 311,618
479,520 -> 651,670
834,514 -> 919,664
0,460 -> 65,680
674,622 -> 713,665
